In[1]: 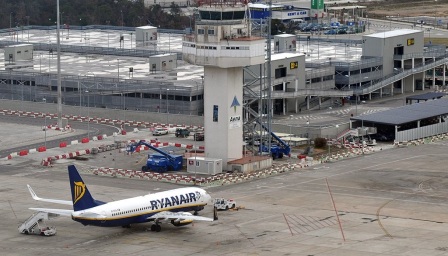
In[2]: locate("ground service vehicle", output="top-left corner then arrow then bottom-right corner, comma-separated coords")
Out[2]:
194,132 -> 204,141
127,140 -> 183,172
175,128 -> 190,138
255,121 -> 291,159
214,198 -> 236,210
18,211 -> 57,236
152,128 -> 168,136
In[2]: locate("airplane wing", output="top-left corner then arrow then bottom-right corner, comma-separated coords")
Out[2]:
150,211 -> 214,222
29,208 -> 74,217
27,184 -> 72,205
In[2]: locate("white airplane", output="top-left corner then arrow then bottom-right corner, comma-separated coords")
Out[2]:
27,165 -> 217,232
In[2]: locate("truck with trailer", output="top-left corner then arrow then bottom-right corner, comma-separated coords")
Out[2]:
126,140 -> 183,172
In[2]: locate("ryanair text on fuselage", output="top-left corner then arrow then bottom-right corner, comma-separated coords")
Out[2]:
149,191 -> 201,210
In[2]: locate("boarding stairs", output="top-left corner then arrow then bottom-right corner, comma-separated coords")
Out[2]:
18,211 -> 51,234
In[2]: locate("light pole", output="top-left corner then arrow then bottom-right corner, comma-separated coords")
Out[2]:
289,115 -> 293,146
122,92 -> 126,121
78,75 -> 81,115
166,89 -> 170,114
306,120 -> 310,145
117,58 -> 120,79
26,16 -> 30,41
43,98 -> 47,147
335,124 -> 339,140
39,54 -> 43,73
44,115 -> 48,148
166,89 -> 170,124
194,149 -> 197,184
10,12 -> 12,29
85,90 -> 90,138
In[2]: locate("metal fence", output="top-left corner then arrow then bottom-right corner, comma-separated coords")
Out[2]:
396,122 -> 448,142
0,40 -> 182,60
0,25 -> 186,35
0,70 -> 204,115
354,54 -> 448,95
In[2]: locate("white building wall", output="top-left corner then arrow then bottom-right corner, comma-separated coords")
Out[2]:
4,44 -> 33,62
204,66 -> 243,169
362,30 -> 424,76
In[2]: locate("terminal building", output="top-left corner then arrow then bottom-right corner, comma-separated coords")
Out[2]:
0,28 -> 446,116
0,11 -> 447,152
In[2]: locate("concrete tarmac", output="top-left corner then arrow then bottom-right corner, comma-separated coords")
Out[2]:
2,132 -> 448,255
1,96 -> 448,255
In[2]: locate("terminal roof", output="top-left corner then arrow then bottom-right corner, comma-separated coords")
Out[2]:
271,52 -> 303,60
406,92 -> 446,101
364,29 -> 421,38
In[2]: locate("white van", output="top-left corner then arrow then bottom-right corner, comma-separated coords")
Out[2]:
291,19 -> 304,24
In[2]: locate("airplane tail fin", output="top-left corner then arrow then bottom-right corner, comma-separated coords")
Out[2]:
68,165 -> 100,211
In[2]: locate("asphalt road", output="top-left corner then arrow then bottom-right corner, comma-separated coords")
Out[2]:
0,115 -> 122,158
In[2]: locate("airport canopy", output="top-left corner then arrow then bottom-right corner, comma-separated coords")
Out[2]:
406,92 -> 446,101
350,99 -> 448,126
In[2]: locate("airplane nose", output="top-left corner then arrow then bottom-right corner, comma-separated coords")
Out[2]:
203,192 -> 212,204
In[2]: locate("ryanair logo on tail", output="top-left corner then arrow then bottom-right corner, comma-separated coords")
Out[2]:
73,181 -> 86,204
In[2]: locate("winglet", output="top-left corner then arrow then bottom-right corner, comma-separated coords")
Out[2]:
27,184 -> 41,201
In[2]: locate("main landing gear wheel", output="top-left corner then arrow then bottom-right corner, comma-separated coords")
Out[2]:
193,211 -> 198,216
150,224 -> 161,232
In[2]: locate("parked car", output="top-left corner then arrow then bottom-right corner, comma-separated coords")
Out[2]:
175,128 -> 190,138
152,128 -> 168,136
324,29 -> 337,35
370,133 -> 394,142
194,132 -> 204,141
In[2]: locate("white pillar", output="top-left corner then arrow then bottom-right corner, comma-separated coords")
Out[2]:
204,67 -> 243,169
412,74 -> 415,92
443,64 -> 446,88
295,98 -> 298,113
422,58 -> 426,91
283,99 -> 286,115
433,65 -> 436,90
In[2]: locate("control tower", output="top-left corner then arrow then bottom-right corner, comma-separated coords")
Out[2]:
183,0 -> 265,169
